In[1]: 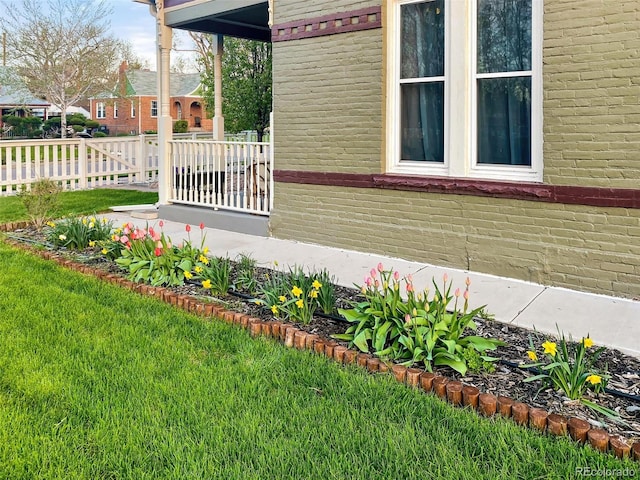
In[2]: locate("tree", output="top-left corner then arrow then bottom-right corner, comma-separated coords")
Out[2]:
199,36 -> 272,141
0,0 -> 125,137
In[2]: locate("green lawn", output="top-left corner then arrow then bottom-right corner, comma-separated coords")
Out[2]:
0,192 -> 637,479
0,188 -> 158,224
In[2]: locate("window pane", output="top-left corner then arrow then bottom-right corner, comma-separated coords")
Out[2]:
401,82 -> 444,162
401,0 -> 444,79
477,77 -> 531,166
477,0 -> 531,74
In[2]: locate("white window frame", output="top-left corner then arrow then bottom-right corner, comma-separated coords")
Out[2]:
386,0 -> 543,182
131,101 -> 136,118
151,100 -> 158,118
96,102 -> 106,119
113,102 -> 118,118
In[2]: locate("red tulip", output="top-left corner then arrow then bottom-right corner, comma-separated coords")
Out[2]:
199,222 -> 205,230
186,224 -> 191,232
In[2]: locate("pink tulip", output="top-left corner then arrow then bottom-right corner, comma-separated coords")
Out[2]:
377,262 -> 384,272
443,273 -> 448,284
393,271 -> 400,281
454,288 -> 460,298
154,247 -> 162,257
405,314 -> 412,323
370,268 -> 377,278
465,276 -> 471,286
159,220 -> 164,228
406,283 -> 414,293
463,290 -> 469,300
120,235 -> 129,244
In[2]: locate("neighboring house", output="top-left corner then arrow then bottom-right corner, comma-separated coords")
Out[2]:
44,105 -> 92,119
0,66 -> 50,119
155,0 -> 640,300
88,62 -> 211,135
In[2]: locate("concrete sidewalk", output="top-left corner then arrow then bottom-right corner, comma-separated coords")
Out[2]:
103,212 -> 640,359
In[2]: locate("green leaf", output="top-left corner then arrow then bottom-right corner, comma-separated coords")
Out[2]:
353,331 -> 370,352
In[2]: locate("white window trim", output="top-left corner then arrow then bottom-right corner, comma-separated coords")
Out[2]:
96,102 -> 106,119
385,0 -> 543,183
113,102 -> 118,119
151,100 -> 158,118
131,101 -> 136,118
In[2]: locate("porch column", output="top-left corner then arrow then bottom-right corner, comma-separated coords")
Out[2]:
156,0 -> 173,204
212,34 -> 224,141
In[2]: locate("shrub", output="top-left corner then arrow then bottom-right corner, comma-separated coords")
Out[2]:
16,178 -> 62,229
173,120 -> 188,133
334,266 -> 504,375
93,132 -> 107,138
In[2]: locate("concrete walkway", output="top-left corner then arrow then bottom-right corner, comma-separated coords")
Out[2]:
103,212 -> 640,359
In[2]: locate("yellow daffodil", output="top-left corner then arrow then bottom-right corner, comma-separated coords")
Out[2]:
582,337 -> 594,348
586,374 -> 602,385
199,255 -> 209,265
203,247 -> 209,254
278,295 -> 286,303
89,241 -> 96,247
46,221 -> 55,227
295,299 -> 304,309
310,290 -> 318,298
59,234 -> 67,241
527,351 -> 538,361
194,266 -> 203,274
89,222 -> 95,228
202,279 -> 212,289
102,218 -> 108,224
184,271 -> 193,279
82,218 -> 87,225
542,341 -> 557,356
271,305 -> 278,314
101,248 -> 108,255
291,286 -> 303,298
312,280 -> 322,289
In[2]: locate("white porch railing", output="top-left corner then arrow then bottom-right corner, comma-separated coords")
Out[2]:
0,136 -> 159,195
169,139 -> 273,215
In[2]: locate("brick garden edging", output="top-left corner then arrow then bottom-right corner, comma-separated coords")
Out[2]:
1,223 -> 639,464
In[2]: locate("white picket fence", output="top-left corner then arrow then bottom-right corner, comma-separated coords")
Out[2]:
0,132 -> 274,216
0,136 -> 160,195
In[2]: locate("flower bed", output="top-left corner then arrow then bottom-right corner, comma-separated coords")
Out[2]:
2,219 -> 639,463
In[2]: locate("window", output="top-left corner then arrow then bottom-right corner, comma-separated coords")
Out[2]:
151,100 -> 158,117
387,0 -> 542,182
131,101 -> 136,118
113,102 -> 118,118
96,102 -> 106,119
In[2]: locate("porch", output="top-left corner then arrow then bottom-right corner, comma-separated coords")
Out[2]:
0,133 -> 274,235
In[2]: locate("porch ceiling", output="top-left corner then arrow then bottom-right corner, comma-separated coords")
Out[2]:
165,0 -> 270,42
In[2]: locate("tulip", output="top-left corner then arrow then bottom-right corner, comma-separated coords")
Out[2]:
377,262 -> 384,272
199,222 -> 205,230
186,224 -> 191,232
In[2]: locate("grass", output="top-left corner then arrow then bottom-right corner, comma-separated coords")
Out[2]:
0,188 -> 158,224
0,244 -> 637,479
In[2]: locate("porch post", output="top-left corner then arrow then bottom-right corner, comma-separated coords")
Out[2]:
156,0 -> 173,204
212,34 -> 224,141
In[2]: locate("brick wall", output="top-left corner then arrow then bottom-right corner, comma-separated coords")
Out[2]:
273,28 -> 382,173
543,0 -> 640,187
89,96 -> 212,135
270,0 -> 640,298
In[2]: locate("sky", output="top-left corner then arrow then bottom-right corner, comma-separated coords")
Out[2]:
107,0 -> 198,71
